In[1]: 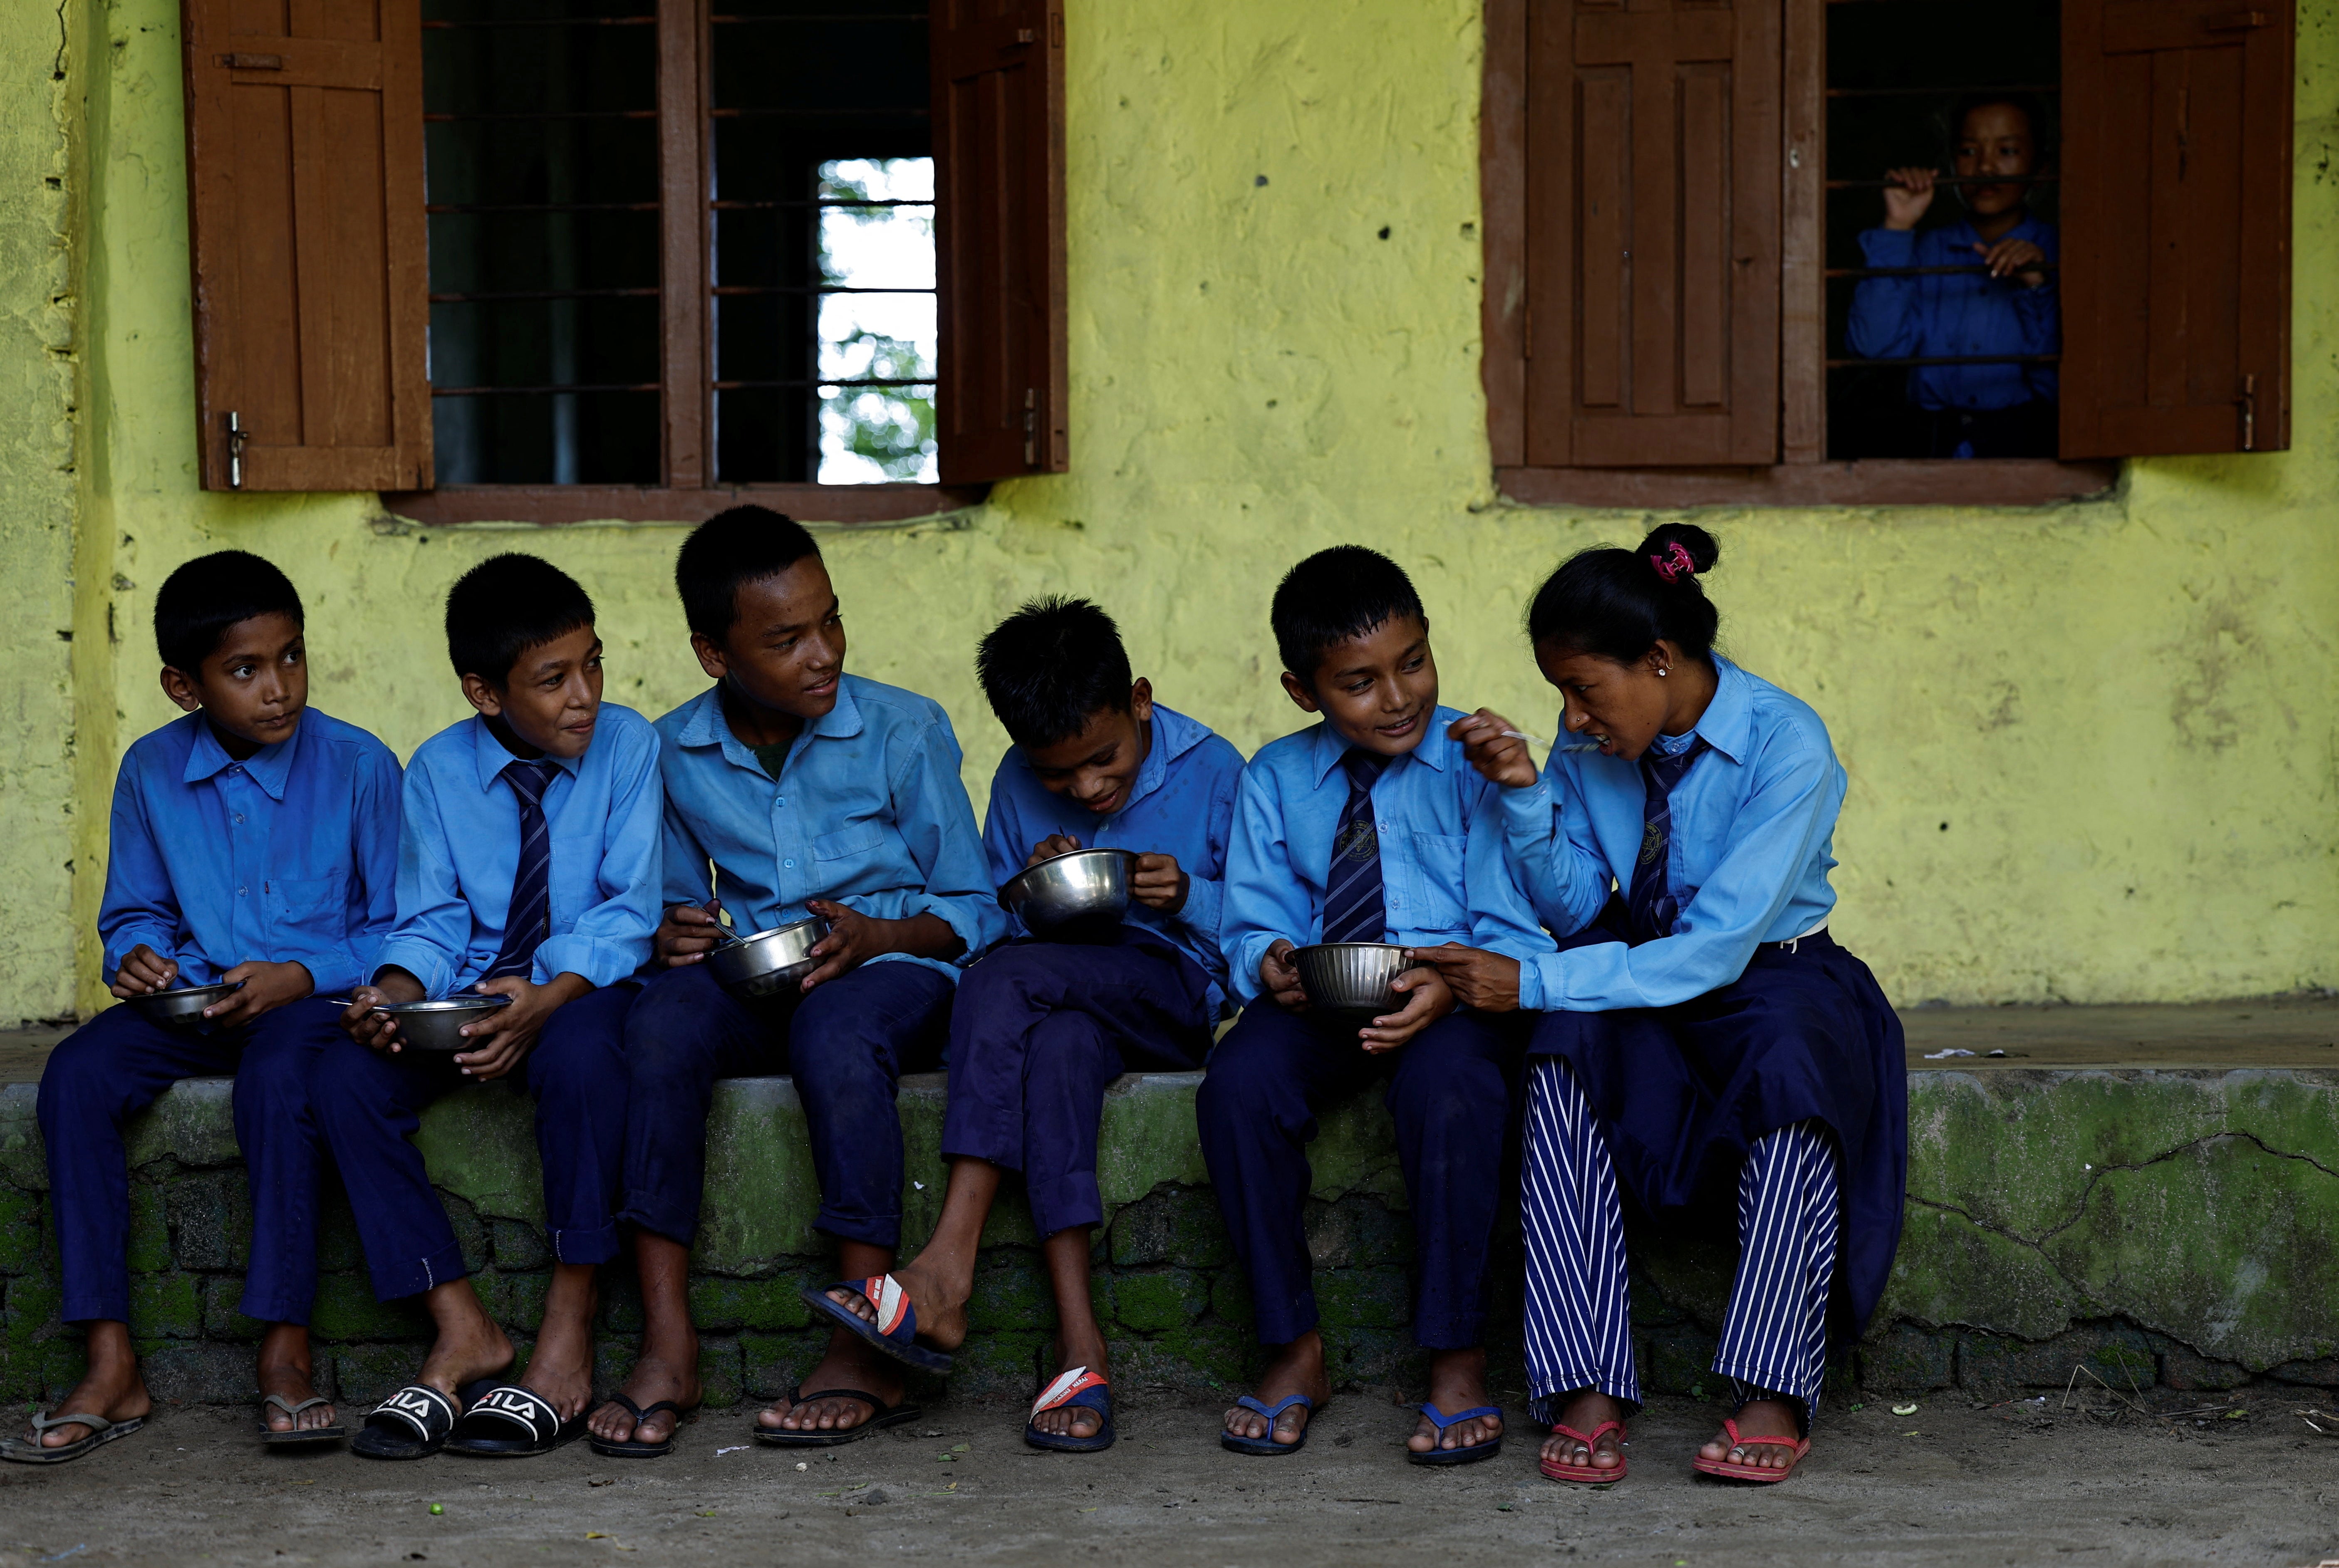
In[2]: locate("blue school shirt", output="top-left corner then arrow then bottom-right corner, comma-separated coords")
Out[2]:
656,675 -> 1006,983
984,703 -> 1247,1015
1846,216 -> 2059,410
373,705 -> 664,999
1504,658 -> 1845,1014
98,709 -> 402,996
1220,707 -> 1550,1007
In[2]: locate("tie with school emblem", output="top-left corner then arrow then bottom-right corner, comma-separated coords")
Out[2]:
485,757 -> 560,980
1624,737 -> 1709,945
1320,749 -> 1391,943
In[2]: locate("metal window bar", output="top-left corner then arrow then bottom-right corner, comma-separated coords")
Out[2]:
1826,84 -> 2057,96
709,13 -> 928,22
430,288 -> 659,302
424,110 -> 657,121
711,198 -> 932,210
428,202 -> 660,214
1826,263 -> 2060,278
708,107 -> 930,119
716,379 -> 935,391
432,378 -> 927,396
1826,354 -> 2060,369
421,16 -> 655,27
711,284 -> 933,297
1825,174 -> 2057,189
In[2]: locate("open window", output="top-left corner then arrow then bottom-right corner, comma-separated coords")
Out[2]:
1480,0 -> 2294,507
180,0 -> 1068,520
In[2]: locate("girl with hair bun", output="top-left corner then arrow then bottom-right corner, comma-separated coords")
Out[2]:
1417,523 -> 1905,1487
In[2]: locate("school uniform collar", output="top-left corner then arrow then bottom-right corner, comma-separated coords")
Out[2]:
676,675 -> 865,774
181,711 -> 299,801
466,712 -> 585,793
1124,703 -> 1212,810
1685,658 -> 1754,766
1306,709 -> 1450,786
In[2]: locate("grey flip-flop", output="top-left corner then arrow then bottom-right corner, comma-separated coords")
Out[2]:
0,1410 -> 146,1465
258,1392 -> 346,1447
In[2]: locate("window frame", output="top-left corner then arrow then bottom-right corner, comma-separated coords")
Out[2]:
382,0 -> 988,526
1479,0 -> 2121,508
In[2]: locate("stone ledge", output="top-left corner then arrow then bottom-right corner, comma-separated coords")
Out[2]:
5,1006 -> 2339,1407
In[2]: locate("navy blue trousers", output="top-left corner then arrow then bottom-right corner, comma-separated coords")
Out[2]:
620,960 -> 953,1250
942,932 -> 1214,1240
1197,1005 -> 1521,1350
311,983 -> 635,1302
40,997 -> 342,1326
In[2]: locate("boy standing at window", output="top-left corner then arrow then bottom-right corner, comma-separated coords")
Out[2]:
793,596 -> 1244,1452
1847,94 -> 2059,458
596,507 -> 1003,1457
7,553 -> 400,1464
1202,547 -> 1547,1465
321,554 -> 662,1461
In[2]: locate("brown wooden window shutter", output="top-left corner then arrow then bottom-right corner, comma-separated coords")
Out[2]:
181,0 -> 431,492
931,0 -> 1068,484
1522,0 -> 1783,467
2059,0 -> 2293,457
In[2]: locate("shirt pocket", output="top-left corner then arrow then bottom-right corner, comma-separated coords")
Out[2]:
813,821 -> 889,863
1399,831 -> 1470,933
265,873 -> 345,932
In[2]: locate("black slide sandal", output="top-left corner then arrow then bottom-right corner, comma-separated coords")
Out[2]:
258,1393 -> 346,1447
587,1392 -> 697,1459
352,1379 -> 498,1461
751,1385 -> 924,1448
446,1385 -> 588,1457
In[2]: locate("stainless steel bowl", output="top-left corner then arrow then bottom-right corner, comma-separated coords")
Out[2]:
126,980 -> 243,1029
999,848 -> 1136,940
1293,942 -> 1415,1015
375,994 -> 515,1052
706,916 -> 833,999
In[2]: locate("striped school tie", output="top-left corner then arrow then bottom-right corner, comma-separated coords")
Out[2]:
1623,737 -> 1708,945
1321,749 -> 1391,943
484,757 -> 560,981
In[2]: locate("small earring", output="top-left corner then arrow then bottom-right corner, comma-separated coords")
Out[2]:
1658,667 -> 1669,678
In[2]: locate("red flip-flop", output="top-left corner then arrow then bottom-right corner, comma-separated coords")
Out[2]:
1690,1417 -> 1810,1483
1539,1418 -> 1628,1483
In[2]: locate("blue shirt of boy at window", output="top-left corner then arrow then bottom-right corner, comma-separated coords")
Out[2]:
1846,97 -> 2057,453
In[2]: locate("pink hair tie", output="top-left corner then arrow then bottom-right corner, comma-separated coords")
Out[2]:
1649,541 -> 1697,584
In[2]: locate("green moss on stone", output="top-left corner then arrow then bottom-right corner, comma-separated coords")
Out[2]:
130,1271 -> 202,1338
201,1274 -> 262,1342
126,1183 -> 171,1272
490,1219 -> 551,1271
311,1274 -> 430,1343
1315,1266 -> 1410,1331
166,1171 -> 252,1271
689,1276 -> 815,1333
1109,1267 -> 1208,1333
0,1192 -> 42,1274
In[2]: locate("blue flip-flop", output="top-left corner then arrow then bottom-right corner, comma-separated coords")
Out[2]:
1407,1401 -> 1504,1466
1026,1364 -> 1115,1453
799,1274 -> 955,1374
1220,1393 -> 1316,1456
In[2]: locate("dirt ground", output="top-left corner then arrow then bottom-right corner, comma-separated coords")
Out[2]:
2,1387 -> 2336,1567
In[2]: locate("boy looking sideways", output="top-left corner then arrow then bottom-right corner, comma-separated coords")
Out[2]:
805,597 -> 1244,1452
1847,93 -> 2059,458
8,552 -> 399,1464
1201,546 -> 1546,1465
320,554 -> 662,1461
602,507 -> 1003,1456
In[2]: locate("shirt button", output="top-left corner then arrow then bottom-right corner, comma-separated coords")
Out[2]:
237,887 -> 247,897
233,813 -> 245,824
784,859 -> 795,869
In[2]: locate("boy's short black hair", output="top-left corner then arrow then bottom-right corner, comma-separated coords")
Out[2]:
444,553 -> 597,685
976,596 -> 1135,749
153,551 -> 304,673
1947,91 -> 2054,161
675,505 -> 823,643
1270,546 -> 1427,683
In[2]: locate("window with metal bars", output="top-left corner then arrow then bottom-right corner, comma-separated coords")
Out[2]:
421,0 -> 937,487
1824,0 -> 2061,459
1477,0 -> 2295,509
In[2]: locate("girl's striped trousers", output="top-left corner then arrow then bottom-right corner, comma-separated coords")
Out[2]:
1521,1056 -> 1842,1427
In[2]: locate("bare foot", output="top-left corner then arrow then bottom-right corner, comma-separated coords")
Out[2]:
1407,1346 -> 1503,1456
416,1291 -> 515,1400
1029,1330 -> 1110,1444
759,1329 -> 906,1436
589,1348 -> 701,1448
37,1325 -> 151,1447
517,1264 -> 598,1420
1540,1388 -> 1627,1473
1222,1331 -> 1329,1448
822,1259 -> 969,1354
1699,1395 -> 1804,1472
255,1323 -> 334,1435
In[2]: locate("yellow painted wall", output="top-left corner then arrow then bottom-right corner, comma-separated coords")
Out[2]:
5,0 -> 2333,1024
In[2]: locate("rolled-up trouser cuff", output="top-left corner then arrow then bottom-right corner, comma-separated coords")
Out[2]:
548,1222 -> 621,1267
370,1242 -> 469,1304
